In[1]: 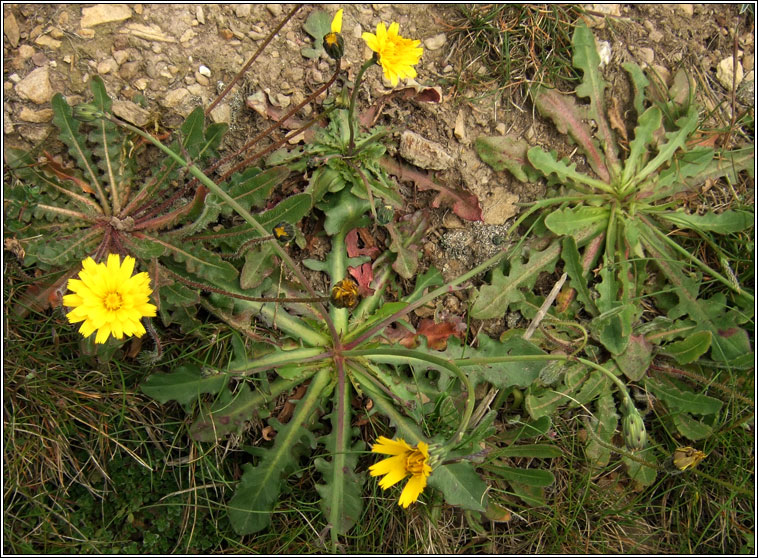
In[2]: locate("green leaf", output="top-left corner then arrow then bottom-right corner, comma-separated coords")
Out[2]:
488,464 -> 555,487
585,389 -> 618,467
590,303 -> 635,355
315,373 -> 364,541
471,242 -> 560,319
475,136 -> 533,182
545,206 -> 610,237
240,244 -> 277,290
621,61 -> 650,118
525,384 -> 575,419
622,449 -> 658,486
256,192 -> 313,229
221,166 -> 290,217
427,462 -> 487,512
404,267 -> 444,304
613,334 -> 652,381
458,333 -> 548,390
635,106 -> 699,186
664,330 -> 712,365
301,9 -> 332,58
658,210 -> 754,234
561,236 -> 599,315
527,147 -> 612,192
320,189 -> 371,236
153,236 -> 238,283
500,416 -> 552,443
645,377 -> 722,416
672,413 -> 713,440
228,368 -> 330,534
492,444 -> 562,459
621,106 -> 662,187
141,365 -> 227,405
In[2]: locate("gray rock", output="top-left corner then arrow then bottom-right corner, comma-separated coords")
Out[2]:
424,33 -> 447,51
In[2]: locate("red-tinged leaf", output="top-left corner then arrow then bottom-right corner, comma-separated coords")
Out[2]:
416,318 -> 465,350
42,150 -> 95,194
381,157 -> 483,222
345,228 -> 381,259
384,323 -> 418,347
347,263 -> 375,297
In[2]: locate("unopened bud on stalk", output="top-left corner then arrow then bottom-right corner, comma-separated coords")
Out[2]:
622,406 -> 647,451
73,103 -> 105,122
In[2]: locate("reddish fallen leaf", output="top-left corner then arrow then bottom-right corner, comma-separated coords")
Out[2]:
381,157 -> 483,222
359,85 -> 442,128
345,227 -> 381,259
348,263 -> 375,297
416,318 -> 465,350
42,150 -> 95,194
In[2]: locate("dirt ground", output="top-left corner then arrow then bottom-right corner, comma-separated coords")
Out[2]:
3,3 -> 754,283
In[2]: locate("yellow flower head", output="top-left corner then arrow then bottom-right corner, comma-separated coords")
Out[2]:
63,254 -> 157,344
369,436 -> 432,508
362,22 -> 423,87
323,8 -> 345,60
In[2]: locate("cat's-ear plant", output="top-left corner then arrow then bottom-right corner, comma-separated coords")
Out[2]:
472,22 -> 754,483
134,11 -> 578,548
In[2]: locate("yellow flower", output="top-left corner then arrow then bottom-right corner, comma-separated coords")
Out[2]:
362,22 -> 423,87
63,254 -> 157,344
369,436 -> 432,508
323,8 -> 345,60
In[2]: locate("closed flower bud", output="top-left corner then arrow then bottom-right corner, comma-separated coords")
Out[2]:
323,31 -> 345,60
73,103 -> 105,122
272,222 -> 295,244
376,204 -> 394,225
622,407 -> 647,451
330,277 -> 360,309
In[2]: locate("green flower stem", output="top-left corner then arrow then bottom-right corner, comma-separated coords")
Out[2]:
347,347 -> 474,452
640,214 -> 754,302
329,230 -> 349,338
225,346 -> 330,376
104,114 -> 341,344
347,58 -> 377,154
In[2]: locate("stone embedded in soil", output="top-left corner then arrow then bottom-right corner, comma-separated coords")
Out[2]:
716,56 -> 744,90
162,87 -> 190,108
210,103 -> 231,124
80,4 -> 132,28
581,4 -> 622,28
399,131 -> 454,171
18,107 -> 53,123
34,34 -> 61,49
424,33 -> 447,51
112,100 -> 151,127
15,67 -> 53,104
4,11 -> 20,47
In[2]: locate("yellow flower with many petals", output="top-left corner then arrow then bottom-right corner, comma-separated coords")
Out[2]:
63,254 -> 157,344
362,22 -> 423,87
369,436 -> 432,508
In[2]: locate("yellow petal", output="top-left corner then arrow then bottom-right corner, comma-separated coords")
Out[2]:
362,31 -> 378,52
371,436 -> 412,456
331,8 -> 343,33
369,453 -> 407,478
398,474 -> 427,508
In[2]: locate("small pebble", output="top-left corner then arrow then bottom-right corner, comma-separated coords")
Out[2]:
198,65 -> 211,77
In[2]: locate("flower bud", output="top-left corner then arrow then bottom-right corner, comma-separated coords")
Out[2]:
323,31 -> 344,60
330,277 -> 360,309
73,103 -> 105,122
272,222 -> 295,244
376,204 -> 394,225
622,407 -> 647,451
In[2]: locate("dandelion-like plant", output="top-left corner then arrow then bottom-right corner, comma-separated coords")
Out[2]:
63,254 -> 157,344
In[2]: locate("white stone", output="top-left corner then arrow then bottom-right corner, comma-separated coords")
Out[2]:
717,56 -> 744,90
597,40 -> 612,67
424,33 -> 447,51
80,4 -> 132,28
198,65 -> 211,77
15,67 -> 53,104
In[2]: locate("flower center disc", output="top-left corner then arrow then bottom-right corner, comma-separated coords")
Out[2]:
406,450 -> 426,474
104,292 -> 123,311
